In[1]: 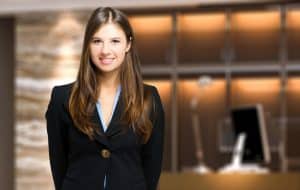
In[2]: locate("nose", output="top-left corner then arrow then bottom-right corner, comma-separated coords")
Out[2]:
101,42 -> 110,55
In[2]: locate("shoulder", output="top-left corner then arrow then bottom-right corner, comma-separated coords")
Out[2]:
143,84 -> 165,130
143,83 -> 159,96
51,82 -> 74,98
143,83 -> 163,112
49,82 -> 74,108
52,82 -> 74,97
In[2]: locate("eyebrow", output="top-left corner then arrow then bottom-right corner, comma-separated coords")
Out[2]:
91,37 -> 122,40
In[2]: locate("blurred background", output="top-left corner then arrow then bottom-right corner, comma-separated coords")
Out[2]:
1,0 -> 300,190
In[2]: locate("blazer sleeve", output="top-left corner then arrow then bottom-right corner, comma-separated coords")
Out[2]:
141,86 -> 165,190
45,86 -> 68,190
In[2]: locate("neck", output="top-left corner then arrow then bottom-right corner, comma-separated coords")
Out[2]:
98,71 -> 120,92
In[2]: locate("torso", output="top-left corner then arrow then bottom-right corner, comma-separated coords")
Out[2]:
98,85 -> 120,128
98,96 -> 116,127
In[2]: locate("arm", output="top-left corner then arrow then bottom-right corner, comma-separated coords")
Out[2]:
141,87 -> 165,190
45,87 -> 68,190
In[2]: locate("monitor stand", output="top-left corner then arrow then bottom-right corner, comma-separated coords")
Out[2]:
218,133 -> 269,174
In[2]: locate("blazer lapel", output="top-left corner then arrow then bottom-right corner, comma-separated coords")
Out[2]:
105,94 -> 124,138
61,88 -> 111,147
93,90 -> 124,145
92,106 -> 111,147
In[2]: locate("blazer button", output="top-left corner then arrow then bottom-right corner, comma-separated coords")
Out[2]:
101,149 -> 111,159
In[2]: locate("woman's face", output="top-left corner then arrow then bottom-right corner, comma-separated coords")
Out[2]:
89,22 -> 131,75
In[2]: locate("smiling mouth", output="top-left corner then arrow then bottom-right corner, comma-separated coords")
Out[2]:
100,58 -> 114,65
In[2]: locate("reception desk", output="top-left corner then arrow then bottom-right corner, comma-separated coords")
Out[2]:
159,172 -> 300,190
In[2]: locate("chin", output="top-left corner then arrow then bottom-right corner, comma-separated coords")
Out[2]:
99,67 -> 121,74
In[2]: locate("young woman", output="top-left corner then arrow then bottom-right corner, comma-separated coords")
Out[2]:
46,7 -> 164,190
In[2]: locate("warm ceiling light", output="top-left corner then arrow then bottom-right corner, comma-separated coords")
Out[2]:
178,13 -> 225,32
232,11 -> 280,31
287,10 -> 300,29
181,78 -> 225,97
233,78 -> 280,93
129,15 -> 172,34
288,77 -> 300,91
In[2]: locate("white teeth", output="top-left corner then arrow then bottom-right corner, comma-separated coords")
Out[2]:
100,58 -> 114,64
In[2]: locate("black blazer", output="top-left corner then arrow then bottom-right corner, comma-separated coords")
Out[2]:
45,83 -> 164,190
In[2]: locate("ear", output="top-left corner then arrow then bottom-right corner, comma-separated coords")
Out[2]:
125,40 -> 131,53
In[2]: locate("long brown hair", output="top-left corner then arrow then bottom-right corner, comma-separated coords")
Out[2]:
68,7 -> 152,143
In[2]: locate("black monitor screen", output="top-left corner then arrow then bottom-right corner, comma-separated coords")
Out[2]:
231,105 -> 269,164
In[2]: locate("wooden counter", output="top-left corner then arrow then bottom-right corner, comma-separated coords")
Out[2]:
159,172 -> 300,190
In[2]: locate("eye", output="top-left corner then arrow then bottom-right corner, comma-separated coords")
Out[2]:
92,39 -> 102,44
111,39 -> 120,44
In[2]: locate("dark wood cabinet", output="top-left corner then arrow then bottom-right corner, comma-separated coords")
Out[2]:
129,4 -> 300,172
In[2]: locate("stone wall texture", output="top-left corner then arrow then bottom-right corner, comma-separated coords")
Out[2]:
16,10 -> 90,190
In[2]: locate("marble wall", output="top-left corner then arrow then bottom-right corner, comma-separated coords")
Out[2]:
16,10 -> 90,190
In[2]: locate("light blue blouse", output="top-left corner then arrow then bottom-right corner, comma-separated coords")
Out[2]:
95,85 -> 121,189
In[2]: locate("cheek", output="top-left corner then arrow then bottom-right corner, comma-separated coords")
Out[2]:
89,46 -> 99,57
113,47 -> 127,59
89,47 -> 100,65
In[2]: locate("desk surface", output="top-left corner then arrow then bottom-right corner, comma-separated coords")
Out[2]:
159,172 -> 300,190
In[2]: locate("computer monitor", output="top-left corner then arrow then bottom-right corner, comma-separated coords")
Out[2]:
231,104 -> 271,164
